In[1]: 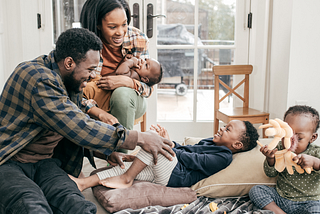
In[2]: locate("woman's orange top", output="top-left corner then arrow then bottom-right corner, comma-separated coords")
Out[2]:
100,41 -> 123,76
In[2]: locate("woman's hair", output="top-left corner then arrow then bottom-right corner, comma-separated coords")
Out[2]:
284,105 -> 320,133
55,28 -> 102,64
240,121 -> 259,152
80,0 -> 131,37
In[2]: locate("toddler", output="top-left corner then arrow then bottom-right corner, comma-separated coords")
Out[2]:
249,105 -> 320,214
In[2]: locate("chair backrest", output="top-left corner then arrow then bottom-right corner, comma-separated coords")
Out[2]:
213,65 -> 253,110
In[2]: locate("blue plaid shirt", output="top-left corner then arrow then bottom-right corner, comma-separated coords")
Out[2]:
0,50 -> 137,175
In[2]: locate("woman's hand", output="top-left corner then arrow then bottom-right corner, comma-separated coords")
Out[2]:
107,152 -> 136,169
96,75 -> 134,90
87,106 -> 119,125
98,112 -> 119,125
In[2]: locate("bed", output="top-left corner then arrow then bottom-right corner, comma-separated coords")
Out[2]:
82,138 -> 276,214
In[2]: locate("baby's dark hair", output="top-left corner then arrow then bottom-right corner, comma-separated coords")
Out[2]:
239,121 -> 259,152
284,105 -> 319,133
146,64 -> 163,87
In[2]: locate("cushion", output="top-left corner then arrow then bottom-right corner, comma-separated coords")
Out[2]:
91,167 -> 197,213
190,138 -> 277,198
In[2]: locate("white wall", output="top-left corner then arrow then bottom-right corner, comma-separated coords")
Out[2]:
269,0 -> 320,121
0,0 -> 5,91
287,0 -> 320,111
0,0 -> 53,93
248,0 -> 269,112
268,0 -> 320,144
268,0 -> 293,119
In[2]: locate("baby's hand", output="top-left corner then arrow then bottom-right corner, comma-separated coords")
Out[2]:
260,145 -> 277,159
125,53 -> 133,60
131,57 -> 143,69
293,154 -> 318,171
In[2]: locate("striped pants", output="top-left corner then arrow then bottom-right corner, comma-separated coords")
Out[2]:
97,149 -> 178,186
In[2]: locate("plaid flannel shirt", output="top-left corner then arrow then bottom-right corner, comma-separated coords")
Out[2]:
94,26 -> 153,98
0,51 -> 137,176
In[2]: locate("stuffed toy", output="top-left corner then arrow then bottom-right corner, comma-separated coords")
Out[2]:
257,118 -> 312,175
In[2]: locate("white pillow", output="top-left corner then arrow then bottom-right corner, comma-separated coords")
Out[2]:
183,137 -> 277,198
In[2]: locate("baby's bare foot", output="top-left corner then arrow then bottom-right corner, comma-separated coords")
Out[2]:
99,175 -> 133,189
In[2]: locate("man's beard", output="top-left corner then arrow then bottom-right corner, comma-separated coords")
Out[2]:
63,69 -> 82,94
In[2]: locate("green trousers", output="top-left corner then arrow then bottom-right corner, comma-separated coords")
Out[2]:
109,87 -> 147,130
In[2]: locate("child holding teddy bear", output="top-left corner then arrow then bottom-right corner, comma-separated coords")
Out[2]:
249,105 -> 320,214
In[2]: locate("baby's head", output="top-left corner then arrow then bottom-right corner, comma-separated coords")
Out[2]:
213,120 -> 259,154
284,105 -> 319,154
136,58 -> 163,86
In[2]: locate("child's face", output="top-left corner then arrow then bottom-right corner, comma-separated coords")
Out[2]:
285,113 -> 318,154
136,58 -> 160,82
213,120 -> 246,151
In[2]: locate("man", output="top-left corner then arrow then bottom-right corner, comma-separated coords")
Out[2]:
0,28 -> 174,214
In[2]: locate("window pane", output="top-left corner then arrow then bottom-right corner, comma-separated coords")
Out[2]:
52,0 -> 86,43
156,0 -> 195,46
157,49 -> 194,121
199,0 -> 236,45
196,48 -> 234,121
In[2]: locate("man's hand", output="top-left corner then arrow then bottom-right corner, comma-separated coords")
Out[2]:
107,152 -> 136,169
97,75 -> 134,90
137,130 -> 175,165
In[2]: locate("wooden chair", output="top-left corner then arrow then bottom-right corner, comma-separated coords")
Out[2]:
213,65 -> 269,138
134,112 -> 146,132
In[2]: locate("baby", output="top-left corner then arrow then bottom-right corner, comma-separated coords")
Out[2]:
83,56 -> 163,112
249,105 -> 320,214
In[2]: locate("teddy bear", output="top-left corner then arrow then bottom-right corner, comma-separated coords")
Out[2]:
257,118 -> 312,175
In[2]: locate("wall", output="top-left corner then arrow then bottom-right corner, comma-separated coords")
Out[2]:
0,0 -> 53,93
287,0 -> 320,111
268,0 -> 320,144
269,0 -> 320,119
0,0 -> 5,91
268,0 -> 293,119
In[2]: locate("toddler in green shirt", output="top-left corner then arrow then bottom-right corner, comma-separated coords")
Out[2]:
249,105 -> 320,214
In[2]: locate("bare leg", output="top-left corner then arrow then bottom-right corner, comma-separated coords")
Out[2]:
68,174 -> 100,192
263,202 -> 286,214
99,158 -> 147,189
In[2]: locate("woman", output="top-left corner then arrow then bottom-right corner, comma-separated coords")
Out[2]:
80,0 -> 152,130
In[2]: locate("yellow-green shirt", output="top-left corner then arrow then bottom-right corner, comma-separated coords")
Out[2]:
264,142 -> 320,201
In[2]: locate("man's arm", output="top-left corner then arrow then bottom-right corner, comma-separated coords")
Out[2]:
32,79 -> 174,163
32,78 -> 135,155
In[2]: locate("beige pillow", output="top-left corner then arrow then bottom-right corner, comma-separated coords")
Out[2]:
185,137 -> 276,198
